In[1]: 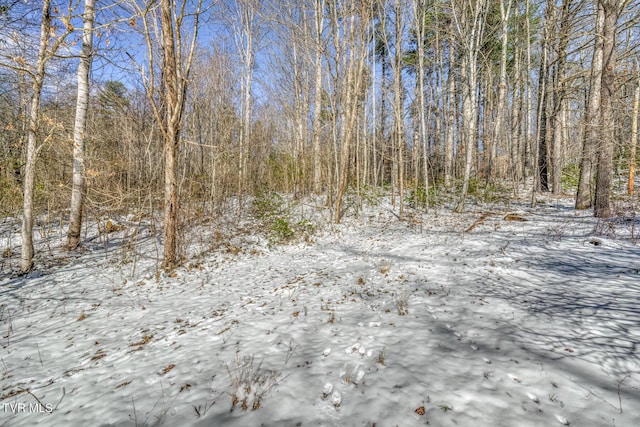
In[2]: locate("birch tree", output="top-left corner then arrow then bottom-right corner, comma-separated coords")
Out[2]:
66,0 -> 96,250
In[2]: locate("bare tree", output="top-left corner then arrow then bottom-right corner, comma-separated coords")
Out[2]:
550,0 -> 573,195
453,0 -> 487,213
392,0 -> 405,219
594,0 -> 629,217
629,70 -> 639,195
444,28 -> 456,189
312,0 -> 326,194
413,0 -> 428,211
333,1 -> 371,223
535,0 -> 555,195
489,0 -> 512,180
576,1 -> 605,209
13,1 -> 74,272
66,0 -> 96,250
234,0 -> 260,204
129,0 -> 203,269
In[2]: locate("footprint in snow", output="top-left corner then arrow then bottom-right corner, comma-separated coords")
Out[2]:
508,373 -> 522,383
527,392 -> 539,403
554,414 -> 570,425
331,391 -> 342,407
346,343 -> 366,356
352,368 -> 365,385
322,383 -> 333,399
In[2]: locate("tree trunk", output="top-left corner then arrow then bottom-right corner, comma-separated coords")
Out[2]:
454,0 -> 486,213
511,43 -> 523,183
334,8 -> 368,223
238,0 -> 256,205
393,0 -> 404,219
594,0 -> 619,218
536,0 -> 553,193
629,79 -> 639,195
490,0 -> 512,181
21,0 -> 52,273
160,0 -> 180,269
67,0 -> 96,250
455,54 -> 478,212
524,0 -> 533,178
414,0 -> 429,211
551,99 -> 567,194
551,0 -> 571,195
444,32 -> 455,189
576,2 -> 605,209
312,0 -> 325,194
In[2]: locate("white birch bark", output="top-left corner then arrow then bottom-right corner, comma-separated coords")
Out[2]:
67,0 -> 96,250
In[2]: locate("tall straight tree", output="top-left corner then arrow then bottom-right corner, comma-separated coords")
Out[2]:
312,0 -> 326,194
235,0 -> 260,203
593,0 -> 629,217
489,0 -> 512,180
66,0 -> 96,250
576,1 -> 605,209
444,27 -> 456,189
392,0 -> 405,219
535,0 -> 555,194
629,72 -> 639,195
550,0 -> 573,195
19,1 -> 73,272
130,0 -> 203,269
333,0 -> 370,223
453,0 -> 487,213
413,0 -> 429,211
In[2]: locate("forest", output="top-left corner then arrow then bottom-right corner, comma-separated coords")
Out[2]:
0,1 -> 639,426
0,0 -> 638,271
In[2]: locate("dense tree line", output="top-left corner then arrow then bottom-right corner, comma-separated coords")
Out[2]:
0,0 -> 638,271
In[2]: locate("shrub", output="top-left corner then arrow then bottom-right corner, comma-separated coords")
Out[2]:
405,186 -> 428,208
271,216 -> 294,242
252,193 -> 315,245
252,191 -> 285,220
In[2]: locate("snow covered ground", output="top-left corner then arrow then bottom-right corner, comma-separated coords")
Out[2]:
1,196 -> 639,426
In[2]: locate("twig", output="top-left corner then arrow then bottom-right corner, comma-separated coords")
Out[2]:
52,387 -> 66,411
21,388 -> 52,413
618,374 -> 630,414
37,342 -> 43,366
465,212 -> 493,233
